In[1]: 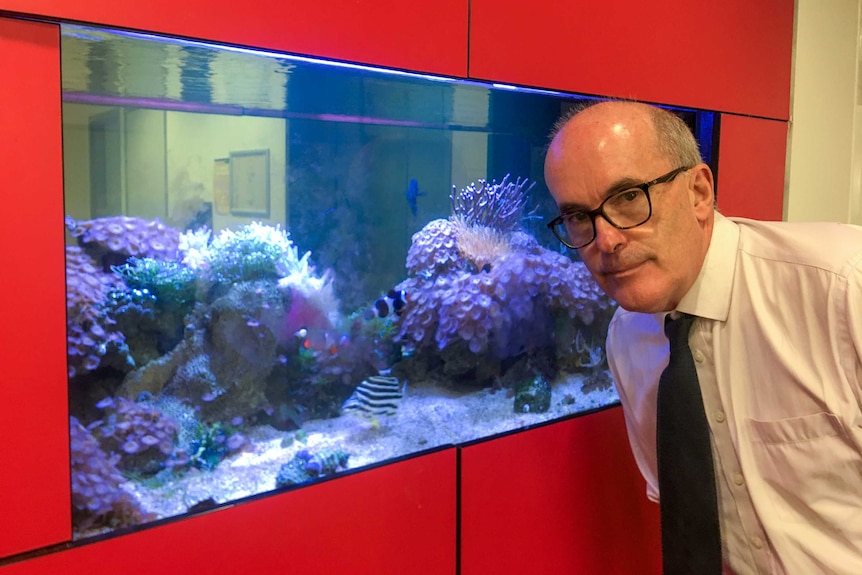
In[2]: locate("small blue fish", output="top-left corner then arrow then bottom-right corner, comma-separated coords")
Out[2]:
405,178 -> 425,217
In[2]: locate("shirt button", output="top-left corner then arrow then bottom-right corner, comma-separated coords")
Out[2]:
693,350 -> 705,363
751,536 -> 764,549
733,473 -> 745,486
715,411 -> 726,423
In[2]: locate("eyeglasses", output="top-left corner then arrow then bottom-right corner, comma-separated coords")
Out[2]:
547,166 -> 691,249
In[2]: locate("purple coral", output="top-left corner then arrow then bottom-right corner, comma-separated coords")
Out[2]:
66,215 -> 181,262
450,174 -> 535,232
406,218 -> 463,277
65,246 -> 126,378
70,416 -> 151,535
89,396 -> 179,475
397,250 -> 610,357
396,175 -> 612,361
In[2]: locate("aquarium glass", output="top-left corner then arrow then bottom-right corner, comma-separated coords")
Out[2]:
61,24 -> 718,538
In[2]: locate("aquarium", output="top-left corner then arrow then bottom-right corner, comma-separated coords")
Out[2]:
61,24 -> 717,538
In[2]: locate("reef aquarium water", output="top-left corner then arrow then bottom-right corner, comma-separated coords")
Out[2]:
60,24 -> 716,538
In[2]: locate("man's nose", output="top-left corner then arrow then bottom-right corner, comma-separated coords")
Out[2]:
592,215 -> 626,253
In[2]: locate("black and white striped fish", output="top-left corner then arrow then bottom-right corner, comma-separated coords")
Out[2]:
341,375 -> 405,419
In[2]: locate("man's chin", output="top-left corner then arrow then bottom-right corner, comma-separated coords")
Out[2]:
605,284 -> 670,314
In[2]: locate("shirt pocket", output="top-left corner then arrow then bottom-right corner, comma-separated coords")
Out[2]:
747,412 -> 862,524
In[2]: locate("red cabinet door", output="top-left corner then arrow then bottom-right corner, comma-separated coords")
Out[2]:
469,0 -> 793,120
0,448 -> 458,574
0,0 -> 468,78
0,16 -> 70,558
460,407 -> 663,575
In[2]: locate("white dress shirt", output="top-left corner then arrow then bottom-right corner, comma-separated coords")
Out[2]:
607,212 -> 862,574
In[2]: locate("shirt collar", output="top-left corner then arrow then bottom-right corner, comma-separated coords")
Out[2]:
674,211 -> 739,322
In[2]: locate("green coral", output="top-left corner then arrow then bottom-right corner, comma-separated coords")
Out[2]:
203,222 -> 300,285
112,257 -> 196,309
185,421 -> 246,471
513,374 -> 552,414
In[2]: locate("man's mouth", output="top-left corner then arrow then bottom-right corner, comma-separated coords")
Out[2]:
601,261 -> 645,277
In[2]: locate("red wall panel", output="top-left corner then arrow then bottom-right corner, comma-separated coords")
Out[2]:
460,407 -> 662,575
716,114 -> 788,220
0,0 -> 468,78
0,17 -> 70,558
0,448 -> 457,575
469,0 -> 793,120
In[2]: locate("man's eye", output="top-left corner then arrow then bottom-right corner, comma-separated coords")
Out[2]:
619,189 -> 641,202
565,212 -> 590,223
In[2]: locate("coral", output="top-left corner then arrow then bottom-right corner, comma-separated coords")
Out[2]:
64,215 -> 186,377
405,218 -> 463,277
70,416 -> 152,535
451,216 -> 511,271
277,251 -> 341,336
275,448 -> 350,488
450,174 -> 535,232
513,374 -> 552,414
108,257 -> 197,362
393,174 -> 614,379
397,248 -> 612,357
65,246 -> 128,378
182,421 -> 248,471
203,221 -> 301,285
66,215 -> 181,266
111,257 -> 197,310
89,396 -> 179,476
177,227 -> 212,270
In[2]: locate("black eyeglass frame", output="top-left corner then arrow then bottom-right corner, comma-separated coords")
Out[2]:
547,165 -> 692,249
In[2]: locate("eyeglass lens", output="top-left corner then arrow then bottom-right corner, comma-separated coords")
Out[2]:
553,188 -> 651,248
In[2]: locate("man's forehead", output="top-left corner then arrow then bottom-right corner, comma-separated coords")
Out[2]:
565,107 -> 652,144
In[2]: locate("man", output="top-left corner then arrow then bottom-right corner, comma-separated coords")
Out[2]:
544,100 -> 862,574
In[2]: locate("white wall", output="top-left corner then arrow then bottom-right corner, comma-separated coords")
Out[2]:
165,112 -> 287,231
63,104 -> 287,231
786,0 -> 861,224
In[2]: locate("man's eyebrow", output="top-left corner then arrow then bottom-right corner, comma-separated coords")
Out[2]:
555,176 -> 645,213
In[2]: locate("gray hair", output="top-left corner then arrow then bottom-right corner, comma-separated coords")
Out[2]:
649,105 -> 703,168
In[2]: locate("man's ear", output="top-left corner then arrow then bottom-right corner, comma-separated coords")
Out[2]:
689,163 -> 715,220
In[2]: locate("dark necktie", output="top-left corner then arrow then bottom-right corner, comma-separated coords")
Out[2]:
656,313 -> 722,574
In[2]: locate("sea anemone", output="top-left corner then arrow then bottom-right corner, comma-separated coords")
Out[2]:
450,174 -> 535,232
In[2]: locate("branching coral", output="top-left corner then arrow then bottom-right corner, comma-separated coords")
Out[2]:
450,174 -> 536,232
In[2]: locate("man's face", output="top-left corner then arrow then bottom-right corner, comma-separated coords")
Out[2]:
544,104 -> 713,313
